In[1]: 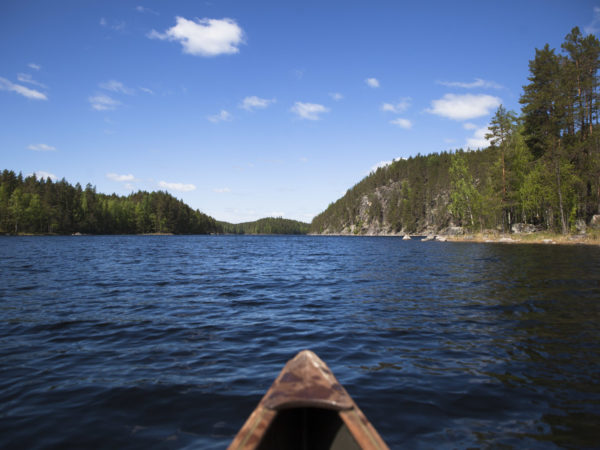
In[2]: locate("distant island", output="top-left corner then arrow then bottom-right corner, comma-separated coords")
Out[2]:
0,170 -> 309,236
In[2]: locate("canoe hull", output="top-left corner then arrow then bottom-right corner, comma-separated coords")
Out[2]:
228,350 -> 388,450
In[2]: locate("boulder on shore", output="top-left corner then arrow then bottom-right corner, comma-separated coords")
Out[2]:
402,234 -> 411,240
590,215 -> 600,229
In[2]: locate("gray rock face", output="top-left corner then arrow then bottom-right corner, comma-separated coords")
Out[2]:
575,219 -> 587,234
442,226 -> 464,235
511,223 -> 537,234
590,215 -> 600,229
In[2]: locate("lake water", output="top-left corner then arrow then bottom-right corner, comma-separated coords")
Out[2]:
1,235 -> 599,448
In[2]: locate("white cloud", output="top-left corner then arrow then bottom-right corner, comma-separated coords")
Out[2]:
466,125 -> 491,149
381,98 -> 411,113
106,173 -> 136,182
100,17 -> 107,27
427,93 -> 501,121
89,94 -> 121,111
389,118 -> 412,129
370,157 -> 405,173
28,63 -> 41,71
213,187 -> 231,193
34,170 -> 57,181
329,92 -> 343,101
28,143 -> 56,151
0,77 -> 47,100
100,80 -> 134,95
585,6 -> 600,34
240,96 -> 275,111
290,102 -> 330,120
136,5 -> 158,15
139,87 -> 154,95
149,17 -> 244,57
159,181 -> 196,192
207,109 -> 232,123
463,122 -> 477,130
17,73 -> 46,89
436,78 -> 503,89
365,78 -> 380,88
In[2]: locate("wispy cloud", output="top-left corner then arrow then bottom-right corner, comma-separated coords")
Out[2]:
139,86 -> 154,95
213,187 -> 231,193
100,17 -> 125,31
389,118 -> 412,129
381,98 -> 411,113
28,143 -> 56,151
159,180 -> 196,192
466,125 -> 491,149
135,5 -> 158,15
17,73 -> 46,89
28,63 -> 41,71
0,77 -> 47,100
149,17 -> 245,57
100,80 -> 134,95
291,102 -> 330,120
292,68 -> 305,80
427,93 -> 501,121
33,170 -> 57,181
585,6 -> 600,34
106,173 -> 136,182
463,122 -> 477,130
207,110 -> 232,123
329,92 -> 343,101
436,78 -> 503,89
89,93 -> 121,111
365,77 -> 380,88
240,96 -> 275,111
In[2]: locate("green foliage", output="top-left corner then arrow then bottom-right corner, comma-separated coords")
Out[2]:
0,170 -> 219,235
449,153 -> 481,229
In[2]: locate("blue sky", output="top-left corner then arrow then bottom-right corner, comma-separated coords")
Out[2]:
1,0 -> 599,223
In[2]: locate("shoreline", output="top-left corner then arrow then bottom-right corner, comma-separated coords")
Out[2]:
312,231 -> 600,246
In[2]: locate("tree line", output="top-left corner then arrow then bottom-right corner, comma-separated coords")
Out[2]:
0,170 -> 219,235
312,27 -> 600,235
218,217 -> 310,235
0,170 -> 311,235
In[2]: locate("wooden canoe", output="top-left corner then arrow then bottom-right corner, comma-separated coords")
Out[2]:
228,350 -> 389,450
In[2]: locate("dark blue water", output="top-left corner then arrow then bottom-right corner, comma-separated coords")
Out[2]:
1,236 -> 599,449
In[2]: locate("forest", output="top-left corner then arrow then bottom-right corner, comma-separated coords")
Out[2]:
0,170 -> 220,234
0,170 -> 310,235
218,217 -> 310,235
311,27 -> 600,235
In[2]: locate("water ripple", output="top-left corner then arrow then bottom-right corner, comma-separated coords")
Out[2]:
0,235 -> 599,448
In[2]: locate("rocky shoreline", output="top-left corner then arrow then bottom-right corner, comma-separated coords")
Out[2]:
312,228 -> 600,246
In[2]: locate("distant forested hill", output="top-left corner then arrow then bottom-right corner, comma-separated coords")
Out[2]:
311,27 -> 600,236
0,170 -> 310,235
218,217 -> 310,235
0,170 -> 219,235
